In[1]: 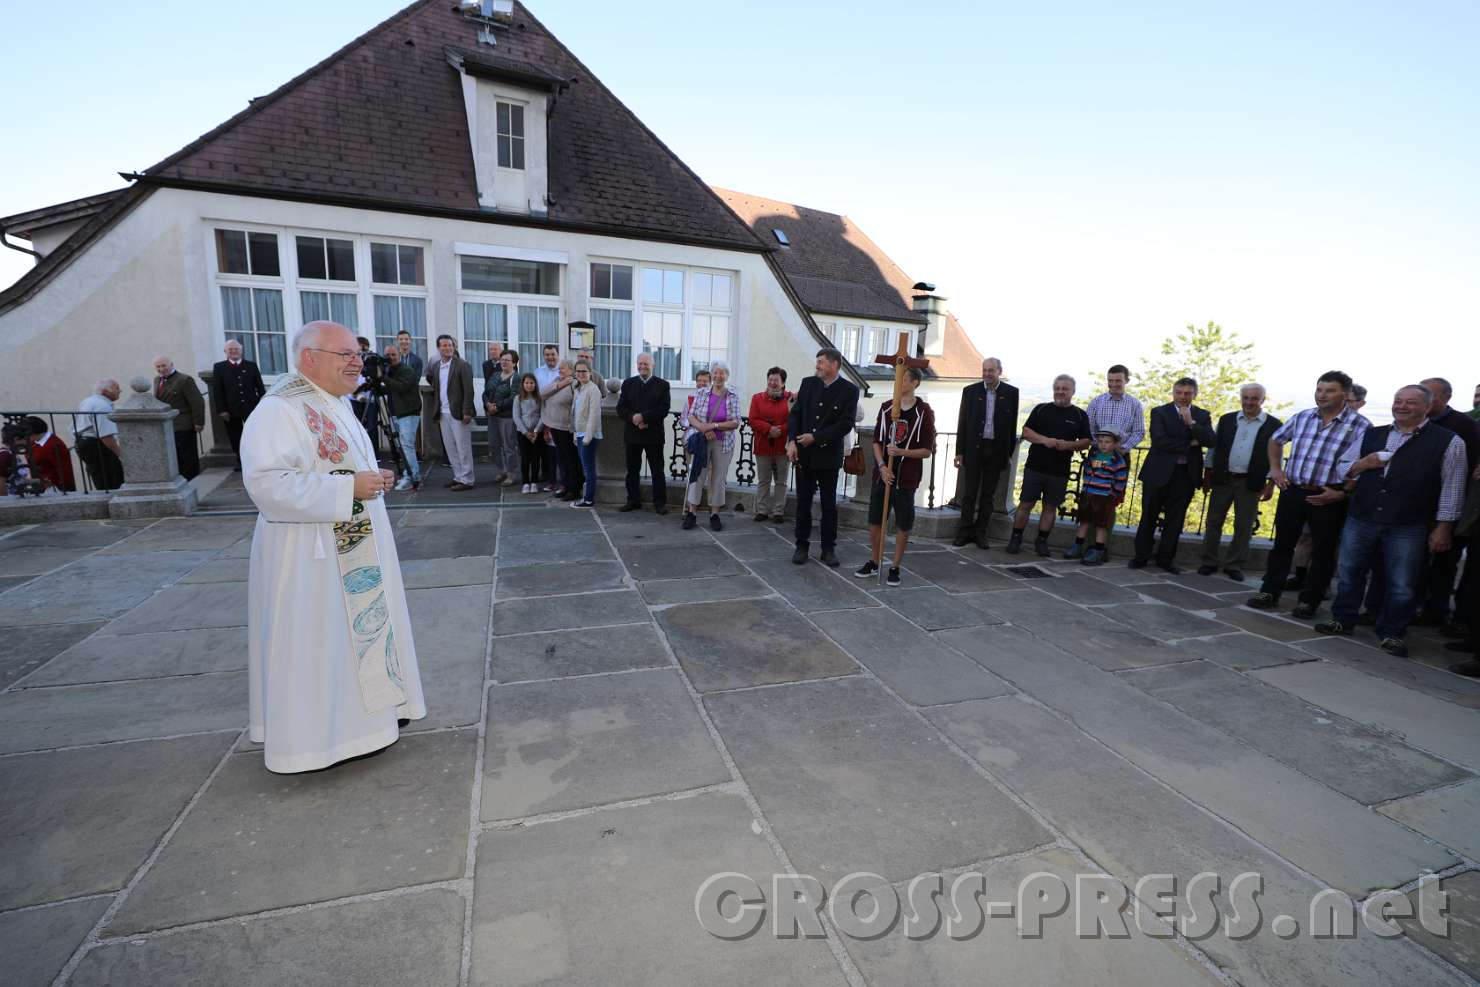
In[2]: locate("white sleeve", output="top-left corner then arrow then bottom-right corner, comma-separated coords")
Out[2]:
241,399 -> 356,523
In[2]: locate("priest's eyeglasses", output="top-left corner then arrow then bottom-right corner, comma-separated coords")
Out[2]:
307,348 -> 364,364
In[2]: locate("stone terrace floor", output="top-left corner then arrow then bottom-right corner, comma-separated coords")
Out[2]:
1,503 -> 1478,986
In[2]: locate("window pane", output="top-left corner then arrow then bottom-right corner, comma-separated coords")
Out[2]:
460,256 -> 559,295
516,305 -> 558,370
329,293 -> 358,328
511,137 -> 525,171
374,295 -> 402,335
510,104 -> 525,139
592,307 -> 632,381
397,245 -> 424,286
216,230 -> 248,274
611,265 -> 632,300
247,232 -> 279,277
711,275 -> 731,310
497,102 -> 510,134
253,289 -> 287,374
663,270 -> 683,305
221,286 -> 252,332
370,242 -> 398,283
326,238 -> 355,281
301,291 -> 329,323
260,333 -> 288,376
497,135 -> 511,169
692,273 -> 712,309
296,237 -> 326,280
642,311 -> 682,381
400,297 -> 426,339
641,268 -> 663,304
591,263 -> 611,299
254,288 -> 285,333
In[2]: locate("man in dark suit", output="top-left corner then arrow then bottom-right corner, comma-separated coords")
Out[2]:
953,357 -> 1019,549
616,352 -> 671,514
210,339 -> 268,470
1198,383 -> 1282,581
1132,377 -> 1216,572
787,348 -> 860,567
152,354 -> 206,481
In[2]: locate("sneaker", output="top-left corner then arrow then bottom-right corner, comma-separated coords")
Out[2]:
1005,531 -> 1023,555
1246,592 -> 1278,609
710,514 -> 723,532
570,499 -> 591,509
500,475 -> 515,486
1315,619 -> 1353,635
1063,542 -> 1085,561
855,560 -> 879,579
886,567 -> 902,586
393,477 -> 413,491
1291,602 -> 1317,619
1196,564 -> 1217,576
1033,535 -> 1051,557
1081,547 -> 1105,566
1379,637 -> 1409,658
820,550 -> 841,568
682,512 -> 697,530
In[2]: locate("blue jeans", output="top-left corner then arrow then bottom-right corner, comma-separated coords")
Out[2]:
577,436 -> 600,503
1332,516 -> 1428,639
394,415 -> 420,482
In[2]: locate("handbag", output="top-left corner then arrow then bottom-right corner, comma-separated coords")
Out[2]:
842,445 -> 865,476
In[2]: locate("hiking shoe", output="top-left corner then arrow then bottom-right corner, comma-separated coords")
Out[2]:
1246,592 -> 1278,610
1005,531 -> 1023,555
1033,534 -> 1051,557
1315,620 -> 1353,635
1063,542 -> 1085,561
886,567 -> 902,586
855,560 -> 879,579
682,512 -> 697,530
1379,637 -> 1409,658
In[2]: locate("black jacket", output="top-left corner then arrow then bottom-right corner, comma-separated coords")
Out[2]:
209,359 -> 266,419
616,375 -> 671,446
383,362 -> 422,419
1350,423 -> 1456,527
1140,402 -> 1216,488
787,375 -> 860,472
1209,411 -> 1283,489
956,381 -> 1019,460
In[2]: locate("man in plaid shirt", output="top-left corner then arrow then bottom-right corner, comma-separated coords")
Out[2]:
1248,370 -> 1371,616
1066,365 -> 1144,559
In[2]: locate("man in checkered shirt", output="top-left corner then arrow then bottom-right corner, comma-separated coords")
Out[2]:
1065,364 -> 1145,559
1248,370 -> 1371,616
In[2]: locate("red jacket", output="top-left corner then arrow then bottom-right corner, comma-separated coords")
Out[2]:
748,390 -> 792,456
31,434 -> 77,492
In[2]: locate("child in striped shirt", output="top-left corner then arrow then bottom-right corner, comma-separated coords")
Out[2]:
1080,428 -> 1129,565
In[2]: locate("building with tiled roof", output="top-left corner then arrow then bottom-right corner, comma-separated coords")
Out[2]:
0,0 -> 861,418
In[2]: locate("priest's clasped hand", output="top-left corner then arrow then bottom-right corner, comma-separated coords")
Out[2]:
353,470 -> 395,499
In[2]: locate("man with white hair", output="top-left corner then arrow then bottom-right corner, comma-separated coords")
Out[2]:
75,378 -> 124,490
616,351 -> 671,513
1007,374 -> 1092,555
209,338 -> 267,470
152,355 -> 206,480
239,320 -> 426,772
1197,382 -> 1282,581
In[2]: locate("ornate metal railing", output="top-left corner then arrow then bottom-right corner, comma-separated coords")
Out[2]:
657,411 -> 860,499
0,410 -> 131,496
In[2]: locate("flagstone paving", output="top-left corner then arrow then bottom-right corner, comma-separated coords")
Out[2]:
1,505 -> 1478,986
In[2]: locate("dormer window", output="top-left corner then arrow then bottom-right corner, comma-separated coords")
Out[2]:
496,101 -> 525,170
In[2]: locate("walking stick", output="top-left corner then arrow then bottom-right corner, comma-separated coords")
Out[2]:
872,332 -> 931,586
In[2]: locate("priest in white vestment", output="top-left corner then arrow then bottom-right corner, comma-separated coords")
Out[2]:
241,321 -> 427,773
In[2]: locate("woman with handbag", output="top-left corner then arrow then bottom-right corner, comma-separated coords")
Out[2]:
682,361 -> 740,531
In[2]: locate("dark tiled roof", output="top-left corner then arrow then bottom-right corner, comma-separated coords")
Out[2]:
715,188 -> 986,379
0,190 -> 125,237
141,0 -> 762,249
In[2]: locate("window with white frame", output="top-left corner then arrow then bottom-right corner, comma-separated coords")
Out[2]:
589,262 -> 633,381
639,266 -> 685,381
296,234 -> 360,333
214,228 -> 288,374
688,271 -> 732,378
370,242 -> 428,358
458,255 -> 561,369
840,324 -> 862,365
496,100 -> 526,170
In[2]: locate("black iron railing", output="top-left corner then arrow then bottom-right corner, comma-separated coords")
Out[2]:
0,410 -> 130,496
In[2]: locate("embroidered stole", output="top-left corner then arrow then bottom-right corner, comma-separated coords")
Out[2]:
266,374 -> 407,713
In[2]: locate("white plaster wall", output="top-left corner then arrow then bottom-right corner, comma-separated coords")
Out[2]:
0,187 -> 830,426
28,220 -> 88,259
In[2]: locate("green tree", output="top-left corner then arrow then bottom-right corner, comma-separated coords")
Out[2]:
1127,321 -> 1264,419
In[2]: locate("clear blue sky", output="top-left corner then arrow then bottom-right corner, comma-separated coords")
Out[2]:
3,0 -> 1476,411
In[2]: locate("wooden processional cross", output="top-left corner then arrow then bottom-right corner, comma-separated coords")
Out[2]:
872,332 -> 930,585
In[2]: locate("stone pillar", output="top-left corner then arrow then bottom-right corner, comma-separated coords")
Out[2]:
196,369 -> 236,469
852,426 -> 877,504
996,441 -> 1024,513
107,377 -> 199,519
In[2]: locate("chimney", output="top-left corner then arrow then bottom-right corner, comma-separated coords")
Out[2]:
912,292 -> 948,357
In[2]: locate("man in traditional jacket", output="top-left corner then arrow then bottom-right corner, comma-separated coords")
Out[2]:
210,338 -> 267,470
153,355 -> 206,480
241,320 -> 427,773
787,347 -> 860,567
